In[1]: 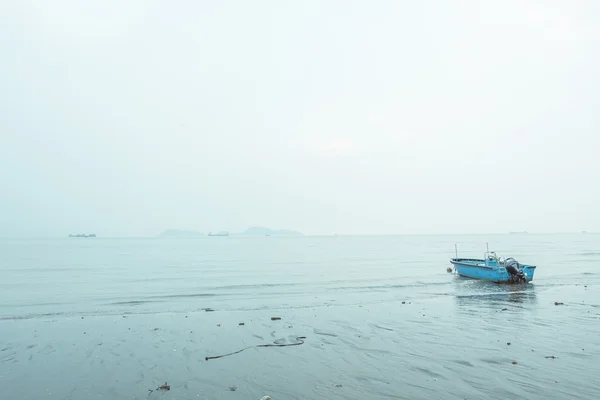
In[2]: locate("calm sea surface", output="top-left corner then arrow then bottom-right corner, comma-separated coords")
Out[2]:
1,235 -> 599,399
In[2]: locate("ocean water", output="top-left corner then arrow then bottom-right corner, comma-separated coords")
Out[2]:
1,234 -> 599,399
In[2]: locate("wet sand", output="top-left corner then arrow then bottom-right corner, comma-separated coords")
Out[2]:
2,284 -> 599,399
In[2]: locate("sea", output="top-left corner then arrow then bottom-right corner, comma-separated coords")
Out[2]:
1,234 -> 599,399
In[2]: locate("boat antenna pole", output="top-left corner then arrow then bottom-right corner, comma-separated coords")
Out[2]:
455,244 -> 458,259
486,242 -> 489,253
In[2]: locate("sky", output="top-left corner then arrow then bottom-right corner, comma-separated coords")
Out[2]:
1,0 -> 599,236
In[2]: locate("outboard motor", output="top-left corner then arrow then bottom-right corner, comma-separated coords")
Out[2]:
505,257 -> 526,283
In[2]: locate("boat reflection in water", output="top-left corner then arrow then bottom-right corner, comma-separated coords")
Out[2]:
453,279 -> 537,311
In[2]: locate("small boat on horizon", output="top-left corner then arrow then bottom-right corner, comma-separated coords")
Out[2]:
450,244 -> 536,284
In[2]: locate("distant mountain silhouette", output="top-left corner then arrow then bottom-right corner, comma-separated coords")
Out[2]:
242,226 -> 302,236
158,229 -> 203,237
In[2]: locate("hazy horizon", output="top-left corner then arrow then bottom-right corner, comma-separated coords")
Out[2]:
2,1 -> 599,237
0,230 -> 596,239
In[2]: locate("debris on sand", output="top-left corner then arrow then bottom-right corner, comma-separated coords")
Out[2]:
203,308 -> 215,312
205,336 -> 306,361
148,382 -> 170,393
511,361 -> 517,365
229,385 -> 238,391
507,342 -> 511,346
554,302 -> 564,306
545,356 -> 557,359
271,317 -> 281,321
501,308 -> 508,311
446,267 -> 453,273
239,323 -> 245,326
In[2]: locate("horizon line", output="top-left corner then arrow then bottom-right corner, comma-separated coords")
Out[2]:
0,231 -> 596,239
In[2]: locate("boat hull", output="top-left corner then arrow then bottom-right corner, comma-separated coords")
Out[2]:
450,258 -> 536,283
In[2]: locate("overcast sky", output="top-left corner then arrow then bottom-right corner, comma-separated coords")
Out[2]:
1,1 -> 599,237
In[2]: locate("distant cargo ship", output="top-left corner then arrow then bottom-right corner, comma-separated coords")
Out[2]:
208,231 -> 229,237
69,234 -> 96,238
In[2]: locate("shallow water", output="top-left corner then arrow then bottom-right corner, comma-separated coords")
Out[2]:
1,234 -> 599,399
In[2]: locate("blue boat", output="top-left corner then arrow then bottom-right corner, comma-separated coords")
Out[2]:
450,246 -> 536,283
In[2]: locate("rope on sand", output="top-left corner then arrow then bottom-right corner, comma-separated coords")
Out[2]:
205,336 -> 306,361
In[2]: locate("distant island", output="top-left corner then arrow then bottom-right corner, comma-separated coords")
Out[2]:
208,231 -> 229,237
157,227 -> 302,237
69,234 -> 96,238
158,229 -> 203,237
242,226 -> 302,236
